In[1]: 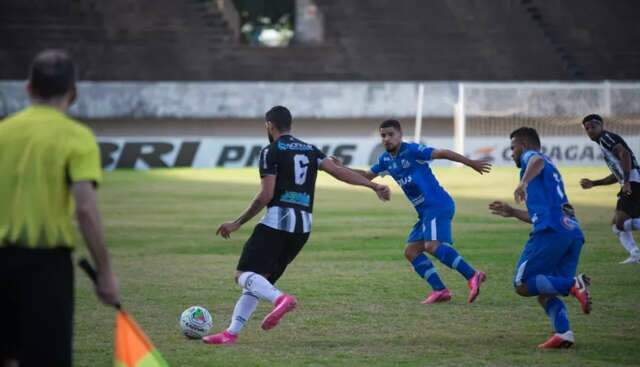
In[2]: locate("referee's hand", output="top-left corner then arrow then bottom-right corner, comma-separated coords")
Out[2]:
217,221 -> 241,239
96,271 -> 120,306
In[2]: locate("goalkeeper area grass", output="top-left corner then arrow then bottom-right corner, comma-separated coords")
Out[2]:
74,167 -> 639,366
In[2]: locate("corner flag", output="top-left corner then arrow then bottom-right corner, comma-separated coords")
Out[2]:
77,258 -> 170,367
114,311 -> 169,367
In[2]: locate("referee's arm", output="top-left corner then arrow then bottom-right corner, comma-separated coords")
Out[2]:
73,181 -> 120,306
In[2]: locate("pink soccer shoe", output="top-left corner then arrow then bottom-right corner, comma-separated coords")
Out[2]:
421,288 -> 452,304
467,271 -> 487,303
202,330 -> 238,345
570,273 -> 592,314
538,331 -> 575,349
261,294 -> 297,331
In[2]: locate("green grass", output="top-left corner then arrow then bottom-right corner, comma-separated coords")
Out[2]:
74,167 -> 640,366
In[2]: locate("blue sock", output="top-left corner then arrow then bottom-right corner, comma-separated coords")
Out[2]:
544,297 -> 570,333
526,275 -> 574,296
433,243 -> 476,280
411,254 -> 446,291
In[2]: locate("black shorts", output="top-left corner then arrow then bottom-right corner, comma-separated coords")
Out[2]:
237,224 -> 310,284
0,246 -> 73,367
616,182 -> 640,218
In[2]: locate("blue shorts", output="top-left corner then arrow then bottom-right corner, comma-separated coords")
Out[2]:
406,205 -> 454,245
513,228 -> 584,286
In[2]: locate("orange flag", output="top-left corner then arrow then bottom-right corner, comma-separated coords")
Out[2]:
114,311 -> 170,367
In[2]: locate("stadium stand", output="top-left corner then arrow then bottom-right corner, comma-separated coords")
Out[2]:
0,0 -> 638,80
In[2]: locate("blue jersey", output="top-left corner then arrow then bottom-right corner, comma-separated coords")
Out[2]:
371,142 -> 453,214
520,150 -> 583,237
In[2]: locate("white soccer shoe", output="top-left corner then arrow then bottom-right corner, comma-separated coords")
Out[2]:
619,254 -> 640,264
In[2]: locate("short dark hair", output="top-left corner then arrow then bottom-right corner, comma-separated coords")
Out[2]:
510,127 -> 541,148
582,114 -> 603,125
29,49 -> 76,99
265,105 -> 292,132
379,119 -> 402,131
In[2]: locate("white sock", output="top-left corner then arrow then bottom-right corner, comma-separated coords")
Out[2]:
613,225 -> 640,255
237,272 -> 283,304
227,290 -> 259,335
623,218 -> 640,232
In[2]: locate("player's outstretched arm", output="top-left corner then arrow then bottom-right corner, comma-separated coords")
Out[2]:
489,200 -> 531,223
320,159 -> 390,201
217,175 -> 276,239
328,156 -> 378,180
580,174 -> 617,189
514,155 -> 544,203
430,149 -> 492,175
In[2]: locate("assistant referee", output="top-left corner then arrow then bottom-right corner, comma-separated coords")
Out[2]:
0,50 -> 120,366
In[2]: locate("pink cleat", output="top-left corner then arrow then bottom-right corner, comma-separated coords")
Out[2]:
538,331 -> 575,349
202,330 -> 237,345
467,271 -> 487,303
261,294 -> 297,331
570,273 -> 591,314
421,288 -> 452,304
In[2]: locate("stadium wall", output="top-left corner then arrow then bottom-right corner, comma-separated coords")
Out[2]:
100,136 -> 621,170
1,81 -> 639,169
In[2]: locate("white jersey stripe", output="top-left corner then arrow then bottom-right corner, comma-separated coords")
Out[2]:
260,206 -> 313,233
431,218 -> 437,241
301,211 -> 310,232
515,260 -> 528,286
287,208 -> 296,232
598,131 -> 640,185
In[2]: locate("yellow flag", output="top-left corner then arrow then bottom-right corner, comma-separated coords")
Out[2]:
114,311 -> 170,367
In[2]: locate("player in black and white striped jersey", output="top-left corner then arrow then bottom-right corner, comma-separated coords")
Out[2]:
203,106 -> 391,345
580,114 -> 640,264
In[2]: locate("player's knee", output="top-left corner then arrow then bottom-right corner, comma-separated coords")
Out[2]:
404,246 -> 421,261
537,295 -> 549,307
615,218 -> 626,232
614,211 -> 629,231
234,271 -> 244,285
515,284 -> 529,297
424,241 -> 439,254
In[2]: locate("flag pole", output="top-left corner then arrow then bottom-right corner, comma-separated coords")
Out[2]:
78,258 -> 121,310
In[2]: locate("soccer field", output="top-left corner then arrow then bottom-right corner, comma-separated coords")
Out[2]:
74,166 -> 640,367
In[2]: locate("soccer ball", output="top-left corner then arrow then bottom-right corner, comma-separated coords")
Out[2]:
179,306 -> 213,339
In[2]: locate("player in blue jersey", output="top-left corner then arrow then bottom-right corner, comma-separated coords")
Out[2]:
336,119 -> 491,304
489,127 -> 591,349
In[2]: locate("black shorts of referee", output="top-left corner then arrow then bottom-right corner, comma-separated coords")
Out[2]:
0,246 -> 73,367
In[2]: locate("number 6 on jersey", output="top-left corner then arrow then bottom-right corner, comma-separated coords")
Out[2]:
294,154 -> 309,185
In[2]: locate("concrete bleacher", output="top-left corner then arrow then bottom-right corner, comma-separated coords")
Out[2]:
316,0 -> 570,80
521,0 -> 640,80
1,0 -> 638,81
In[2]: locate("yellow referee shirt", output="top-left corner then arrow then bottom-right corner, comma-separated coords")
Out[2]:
0,105 -> 102,249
